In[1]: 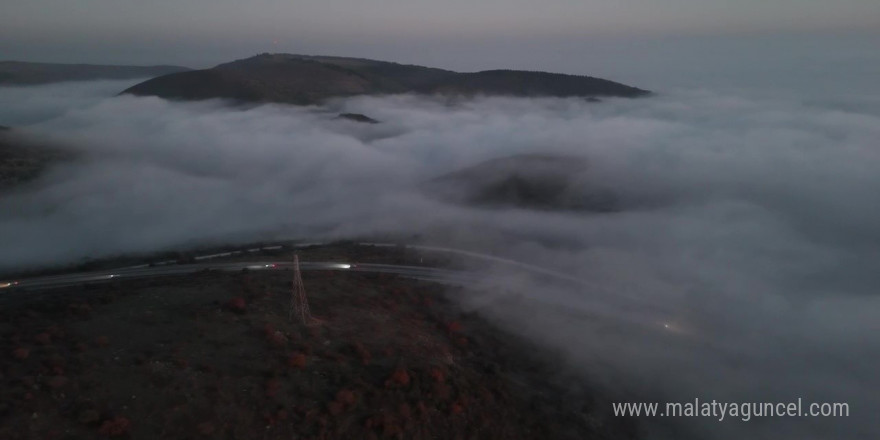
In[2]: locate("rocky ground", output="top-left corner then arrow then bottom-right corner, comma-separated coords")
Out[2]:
0,258 -> 637,439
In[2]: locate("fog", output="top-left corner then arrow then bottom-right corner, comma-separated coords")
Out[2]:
1,78 -> 879,438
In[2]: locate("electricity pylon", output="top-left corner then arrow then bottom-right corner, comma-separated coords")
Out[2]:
290,254 -> 320,326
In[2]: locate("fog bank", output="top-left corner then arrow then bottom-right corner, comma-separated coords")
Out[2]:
1,79 -> 879,438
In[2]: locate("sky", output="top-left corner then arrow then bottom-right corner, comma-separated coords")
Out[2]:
2,2 -> 880,438
1,0 -> 879,70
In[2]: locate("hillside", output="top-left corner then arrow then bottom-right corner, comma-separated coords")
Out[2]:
423,154 -> 619,212
422,69 -> 647,98
0,244 -> 637,439
0,61 -> 190,85
121,53 -> 650,104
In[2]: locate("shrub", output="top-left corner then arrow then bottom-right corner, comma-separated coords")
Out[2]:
97,417 -> 131,437
265,378 -> 282,397
287,352 -> 307,369
12,347 -> 29,360
450,403 -> 464,415
335,389 -> 356,406
225,297 -> 247,313
385,368 -> 410,388
196,422 -> 215,436
446,321 -> 463,333
48,376 -> 69,389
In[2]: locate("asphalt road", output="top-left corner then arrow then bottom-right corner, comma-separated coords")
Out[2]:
0,261 -> 481,291
0,242 -> 694,337
0,241 -> 586,292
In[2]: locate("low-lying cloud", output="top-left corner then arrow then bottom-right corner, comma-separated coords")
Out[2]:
1,80 -> 879,439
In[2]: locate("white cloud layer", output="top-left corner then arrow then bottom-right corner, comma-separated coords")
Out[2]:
1,81 -> 879,438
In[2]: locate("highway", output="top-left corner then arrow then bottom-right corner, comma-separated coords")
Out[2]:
0,242 -> 694,337
0,261 -> 481,292
1,241 -> 592,292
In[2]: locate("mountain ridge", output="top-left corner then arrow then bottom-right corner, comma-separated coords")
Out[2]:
121,53 -> 650,105
0,61 -> 190,85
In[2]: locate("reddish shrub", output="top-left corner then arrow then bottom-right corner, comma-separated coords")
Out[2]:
455,336 -> 468,348
327,401 -> 344,416
446,321 -> 463,333
382,419 -> 402,437
263,411 -> 278,426
385,368 -> 410,388
352,343 -> 371,365
434,383 -> 451,400
46,325 -> 65,338
34,332 -> 52,345
48,376 -> 69,389
196,422 -> 215,436
78,409 -> 101,425
267,331 -> 287,347
450,403 -> 464,415
226,297 -> 247,313
98,417 -> 131,437
12,347 -> 29,360
95,336 -> 109,347
399,403 -> 412,420
336,389 -> 356,406
287,352 -> 307,369
265,378 -> 282,397
428,367 -> 446,384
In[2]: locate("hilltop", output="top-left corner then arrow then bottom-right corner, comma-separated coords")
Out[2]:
0,61 -> 190,85
423,154 -> 619,212
121,53 -> 650,105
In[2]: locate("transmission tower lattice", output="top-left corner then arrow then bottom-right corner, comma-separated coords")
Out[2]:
290,254 -> 320,326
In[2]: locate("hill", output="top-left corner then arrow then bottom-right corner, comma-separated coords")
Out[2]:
421,69 -> 647,98
0,244 -> 637,439
422,154 -> 619,212
121,53 -> 650,105
0,61 -> 190,85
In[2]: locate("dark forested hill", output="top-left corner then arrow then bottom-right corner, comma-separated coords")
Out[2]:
421,69 -> 648,98
121,53 -> 650,104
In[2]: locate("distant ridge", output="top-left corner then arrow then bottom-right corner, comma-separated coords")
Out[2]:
121,53 -> 650,105
0,61 -> 190,85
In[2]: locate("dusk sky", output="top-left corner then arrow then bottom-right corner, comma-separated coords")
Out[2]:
2,0 -> 879,70
3,2 -> 880,439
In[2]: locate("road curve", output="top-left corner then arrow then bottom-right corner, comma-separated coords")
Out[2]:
1,261 -> 478,292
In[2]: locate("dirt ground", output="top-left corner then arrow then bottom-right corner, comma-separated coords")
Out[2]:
0,268 -> 637,439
